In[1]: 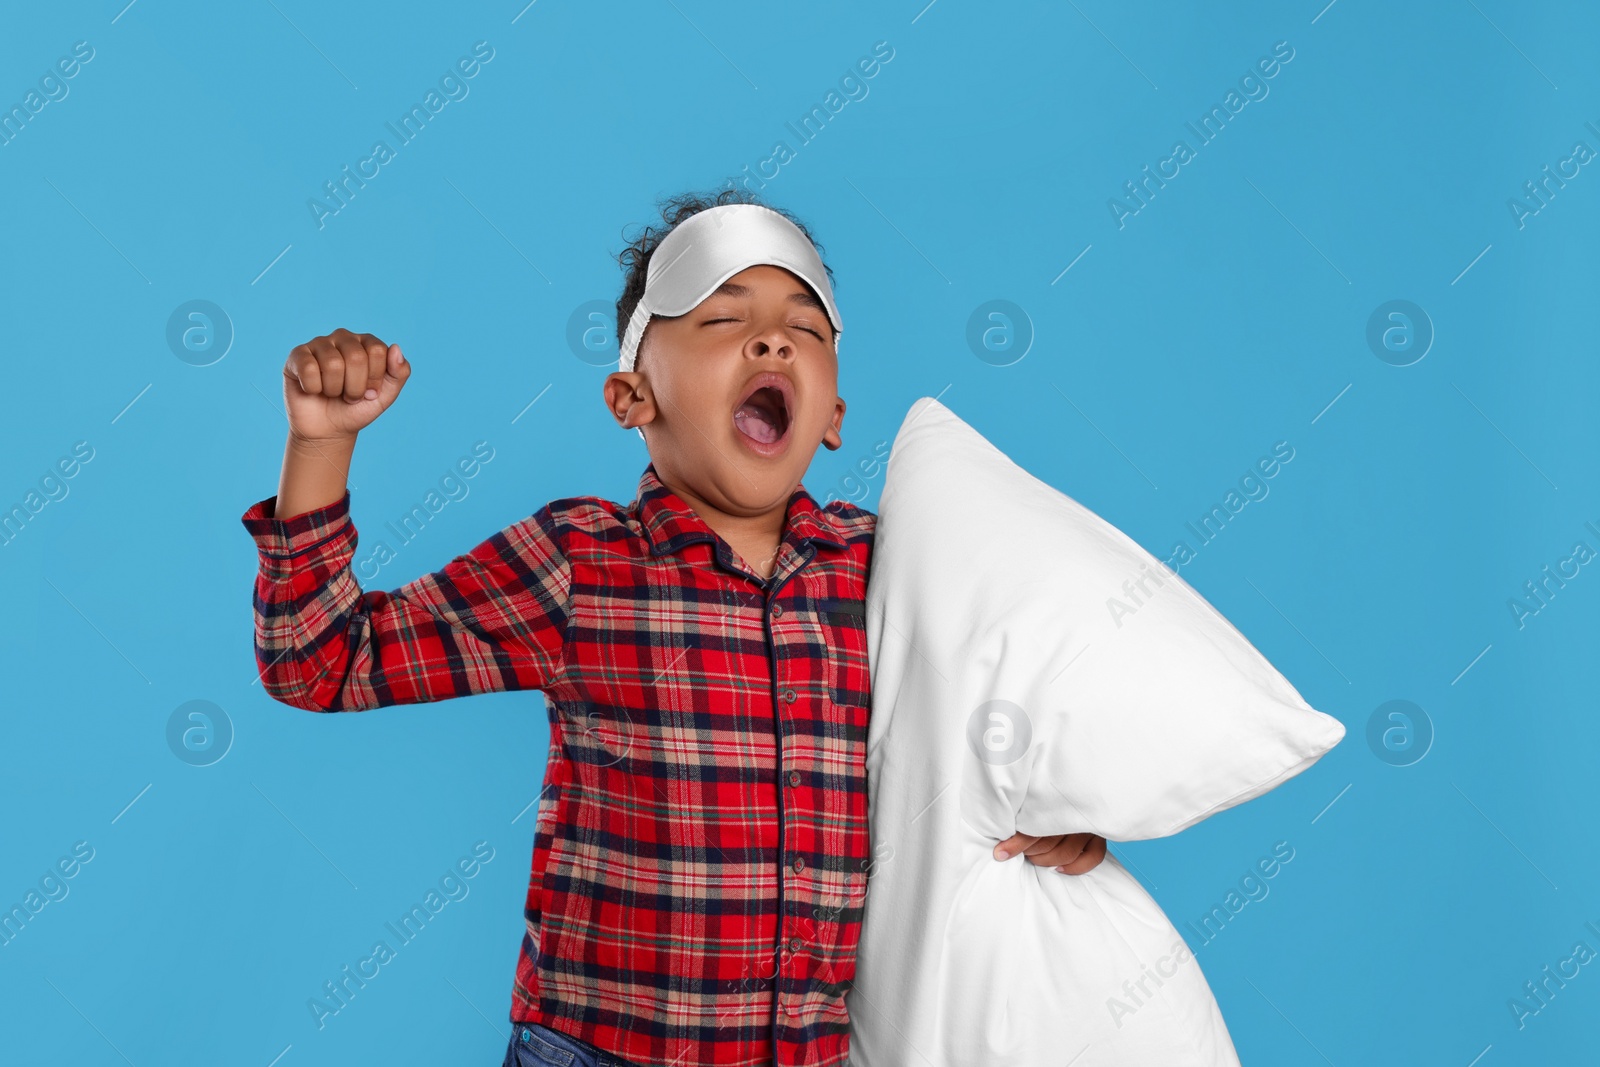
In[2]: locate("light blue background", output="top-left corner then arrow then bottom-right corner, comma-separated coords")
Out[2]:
2,1 -> 1596,1064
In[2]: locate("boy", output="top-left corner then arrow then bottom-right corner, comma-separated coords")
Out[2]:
240,190 -> 1106,1067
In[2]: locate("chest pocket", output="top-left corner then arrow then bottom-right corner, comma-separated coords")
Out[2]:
816,595 -> 871,710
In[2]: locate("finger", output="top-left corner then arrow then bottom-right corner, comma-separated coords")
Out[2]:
374,343 -> 410,405
1056,835 -> 1105,875
310,337 -> 345,398
993,832 -> 1038,860
331,331 -> 370,403
1024,833 -> 1090,868
1020,833 -> 1072,858
1055,835 -> 1108,876
285,345 -> 321,396
357,333 -> 388,396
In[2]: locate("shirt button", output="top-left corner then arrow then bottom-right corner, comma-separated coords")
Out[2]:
770,603 -> 783,618
787,769 -> 801,786
782,688 -> 796,703
792,856 -> 805,873
789,937 -> 802,951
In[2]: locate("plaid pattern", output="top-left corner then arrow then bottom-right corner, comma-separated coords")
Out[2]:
241,463 -> 877,1067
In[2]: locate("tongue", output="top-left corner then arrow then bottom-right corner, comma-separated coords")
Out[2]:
735,402 -> 781,444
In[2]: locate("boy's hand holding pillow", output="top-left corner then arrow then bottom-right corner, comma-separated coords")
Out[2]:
846,398 -> 1345,1067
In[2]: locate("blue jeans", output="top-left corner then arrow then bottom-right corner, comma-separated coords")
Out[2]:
502,1022 -> 646,1067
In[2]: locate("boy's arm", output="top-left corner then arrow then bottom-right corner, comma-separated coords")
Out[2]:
241,327 -> 568,712
241,489 -> 570,711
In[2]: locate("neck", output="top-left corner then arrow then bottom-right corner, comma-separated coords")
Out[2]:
656,470 -> 791,580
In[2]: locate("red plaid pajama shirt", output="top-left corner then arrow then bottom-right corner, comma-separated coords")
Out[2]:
240,462 -> 877,1067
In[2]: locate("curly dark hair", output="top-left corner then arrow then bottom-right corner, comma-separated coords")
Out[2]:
613,186 -> 837,367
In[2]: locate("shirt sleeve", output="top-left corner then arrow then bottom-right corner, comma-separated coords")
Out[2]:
239,489 -> 570,712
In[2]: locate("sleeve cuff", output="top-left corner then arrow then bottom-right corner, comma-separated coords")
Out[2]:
240,489 -> 353,560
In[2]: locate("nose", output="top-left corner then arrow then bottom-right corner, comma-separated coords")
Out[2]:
744,318 -> 799,361
745,337 -> 795,362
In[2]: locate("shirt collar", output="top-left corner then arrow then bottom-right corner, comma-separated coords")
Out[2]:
633,462 -> 848,558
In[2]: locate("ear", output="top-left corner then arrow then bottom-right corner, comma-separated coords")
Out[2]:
821,395 -> 845,451
604,371 -> 658,432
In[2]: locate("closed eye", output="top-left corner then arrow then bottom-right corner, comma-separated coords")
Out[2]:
704,317 -> 825,339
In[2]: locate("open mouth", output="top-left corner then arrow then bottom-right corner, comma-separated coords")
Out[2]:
732,372 -> 795,453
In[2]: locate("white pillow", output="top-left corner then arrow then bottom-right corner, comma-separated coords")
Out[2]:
846,397 -> 1345,1067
